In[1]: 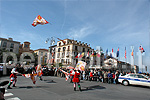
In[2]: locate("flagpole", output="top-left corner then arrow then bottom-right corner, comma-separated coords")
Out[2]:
141,51 -> 143,73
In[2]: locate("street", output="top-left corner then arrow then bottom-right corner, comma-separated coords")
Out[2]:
0,76 -> 150,100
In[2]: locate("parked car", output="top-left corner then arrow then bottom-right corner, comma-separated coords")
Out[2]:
118,73 -> 150,87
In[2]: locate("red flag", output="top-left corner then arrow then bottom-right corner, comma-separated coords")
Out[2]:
97,53 -> 100,57
86,51 -> 89,57
139,45 -> 145,53
75,53 -> 81,58
32,15 -> 49,27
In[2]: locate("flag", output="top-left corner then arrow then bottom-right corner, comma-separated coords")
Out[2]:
97,52 -> 100,57
75,53 -> 81,58
32,15 -> 49,27
112,48 -> 114,57
116,48 -> 119,57
22,74 -> 37,84
59,69 -> 69,81
75,61 -> 86,71
125,47 -> 127,59
90,52 -> 96,57
110,53 -> 112,57
139,45 -> 145,53
106,49 -> 108,55
131,48 -> 134,58
90,52 -> 94,57
79,52 -> 84,58
86,51 -> 89,58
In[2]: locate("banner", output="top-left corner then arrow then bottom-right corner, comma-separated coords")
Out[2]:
75,61 -> 86,71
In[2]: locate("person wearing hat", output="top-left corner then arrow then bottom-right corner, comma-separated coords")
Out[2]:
7,68 -> 18,89
72,69 -> 82,91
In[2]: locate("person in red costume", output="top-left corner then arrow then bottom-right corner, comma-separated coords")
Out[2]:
89,70 -> 94,81
7,68 -> 18,89
72,70 -> 82,91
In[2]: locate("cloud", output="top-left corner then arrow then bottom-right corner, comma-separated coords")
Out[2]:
67,25 -> 96,40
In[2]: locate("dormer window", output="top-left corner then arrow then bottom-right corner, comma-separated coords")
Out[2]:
59,42 -> 61,46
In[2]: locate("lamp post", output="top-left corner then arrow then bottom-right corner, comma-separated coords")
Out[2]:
45,37 -> 55,68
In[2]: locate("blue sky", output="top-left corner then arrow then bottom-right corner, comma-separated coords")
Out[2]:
0,0 -> 150,72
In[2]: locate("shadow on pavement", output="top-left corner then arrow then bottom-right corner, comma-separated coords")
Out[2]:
16,86 -> 49,89
43,79 -> 56,83
82,85 -> 106,91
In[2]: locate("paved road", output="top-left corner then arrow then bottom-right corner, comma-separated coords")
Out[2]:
1,76 -> 150,100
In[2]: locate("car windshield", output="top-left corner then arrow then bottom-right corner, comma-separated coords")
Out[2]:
143,75 -> 150,79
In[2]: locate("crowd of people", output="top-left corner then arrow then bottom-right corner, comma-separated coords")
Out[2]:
1,65 -> 150,91
52,68 -> 150,84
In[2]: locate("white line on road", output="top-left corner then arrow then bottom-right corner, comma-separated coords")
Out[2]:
4,93 -> 13,97
6,97 -> 21,100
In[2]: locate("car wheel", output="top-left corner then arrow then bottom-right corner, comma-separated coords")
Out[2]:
122,80 -> 129,86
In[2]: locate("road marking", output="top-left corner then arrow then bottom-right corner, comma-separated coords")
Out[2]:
6,97 -> 21,100
4,93 -> 13,97
5,90 -> 8,92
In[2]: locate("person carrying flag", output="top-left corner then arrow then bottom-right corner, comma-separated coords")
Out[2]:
7,67 -> 18,89
72,69 -> 82,91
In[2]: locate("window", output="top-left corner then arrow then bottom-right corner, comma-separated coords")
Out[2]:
129,74 -> 136,78
83,48 -> 85,52
63,47 -> 66,52
24,44 -> 29,48
75,46 -> 78,51
58,48 -> 61,52
62,52 -> 65,58
10,49 -> 13,52
10,43 -> 14,48
68,46 -> 70,51
57,59 -> 60,63
41,52 -> 43,56
3,41 -> 7,47
45,53 -> 47,56
137,75 -> 145,78
59,42 -> 61,46
66,52 -> 70,57
61,59 -> 64,63
57,53 -> 60,58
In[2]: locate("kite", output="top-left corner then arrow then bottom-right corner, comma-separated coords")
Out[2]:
32,15 -> 49,27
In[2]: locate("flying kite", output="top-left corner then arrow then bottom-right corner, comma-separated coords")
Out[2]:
32,15 -> 49,27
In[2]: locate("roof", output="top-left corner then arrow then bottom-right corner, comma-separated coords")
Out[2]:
0,37 -> 20,43
24,41 -> 31,44
34,49 -> 48,51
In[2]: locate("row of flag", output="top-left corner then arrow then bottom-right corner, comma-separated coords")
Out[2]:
107,45 -> 145,59
75,51 -> 101,58
75,45 -> 145,59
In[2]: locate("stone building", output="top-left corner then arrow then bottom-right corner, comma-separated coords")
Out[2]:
34,49 -> 48,66
104,57 -> 139,73
0,37 -> 20,54
55,39 -> 92,68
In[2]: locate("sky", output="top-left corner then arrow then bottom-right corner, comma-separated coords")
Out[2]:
0,0 -> 150,72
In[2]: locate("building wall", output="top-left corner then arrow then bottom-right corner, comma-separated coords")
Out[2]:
34,49 -> 48,65
55,39 -> 92,67
0,38 -> 20,54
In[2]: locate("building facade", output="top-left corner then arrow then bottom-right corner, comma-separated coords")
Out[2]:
104,57 -> 139,73
34,49 -> 48,66
55,39 -> 92,68
0,37 -> 20,54
19,41 -> 34,54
